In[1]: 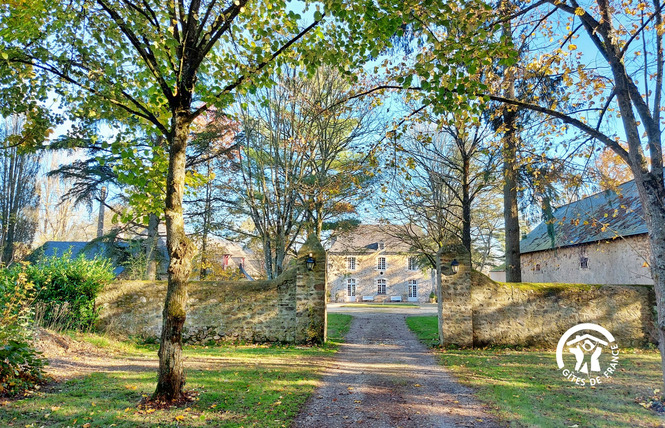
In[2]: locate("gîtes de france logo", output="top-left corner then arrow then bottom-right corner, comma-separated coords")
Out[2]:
556,323 -> 619,387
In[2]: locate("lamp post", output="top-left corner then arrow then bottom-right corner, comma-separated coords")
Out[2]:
306,253 -> 316,271
451,259 -> 460,274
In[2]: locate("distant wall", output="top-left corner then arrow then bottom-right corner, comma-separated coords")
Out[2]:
520,234 -> 653,285
97,269 -> 303,344
97,236 -> 327,345
470,273 -> 656,347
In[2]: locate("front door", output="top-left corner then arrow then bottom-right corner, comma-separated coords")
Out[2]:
347,279 -> 356,302
408,280 -> 418,302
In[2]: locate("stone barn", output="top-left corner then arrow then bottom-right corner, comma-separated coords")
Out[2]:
520,180 -> 653,285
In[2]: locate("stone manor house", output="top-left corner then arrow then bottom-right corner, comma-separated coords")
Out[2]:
327,225 -> 435,303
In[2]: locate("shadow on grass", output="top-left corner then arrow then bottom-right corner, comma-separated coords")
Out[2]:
1,346 -> 329,428
406,315 -> 665,427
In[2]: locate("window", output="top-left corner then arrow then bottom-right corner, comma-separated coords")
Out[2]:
580,257 -> 589,269
535,263 -> 541,272
378,241 -> 385,250
347,279 -> 356,297
377,279 -> 386,294
408,280 -> 418,298
408,257 -> 417,271
347,256 -> 356,271
377,257 -> 386,270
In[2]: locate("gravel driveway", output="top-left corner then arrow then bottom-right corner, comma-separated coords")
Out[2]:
293,309 -> 501,427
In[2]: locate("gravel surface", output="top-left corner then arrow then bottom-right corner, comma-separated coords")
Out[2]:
293,311 -> 501,428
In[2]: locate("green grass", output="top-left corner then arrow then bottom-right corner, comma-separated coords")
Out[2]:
327,313 -> 352,342
0,315 -> 354,428
340,303 -> 419,308
407,315 -> 665,427
405,315 -> 439,346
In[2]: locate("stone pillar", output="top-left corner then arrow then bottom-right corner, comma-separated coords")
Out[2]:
295,234 -> 327,344
439,243 -> 473,347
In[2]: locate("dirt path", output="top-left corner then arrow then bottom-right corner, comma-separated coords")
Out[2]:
293,312 -> 501,428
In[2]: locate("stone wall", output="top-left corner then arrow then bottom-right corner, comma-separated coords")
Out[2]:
521,234 -> 653,285
96,266 -> 322,344
439,244 -> 473,347
470,272 -> 656,347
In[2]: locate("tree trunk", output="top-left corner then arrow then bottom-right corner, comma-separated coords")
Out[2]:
154,113 -> 195,401
502,81 -> 521,282
635,175 -> 665,391
461,155 -> 472,254
274,234 -> 286,278
500,1 -> 521,283
263,237 -> 274,280
145,213 -> 159,280
200,162 -> 213,279
436,247 -> 445,346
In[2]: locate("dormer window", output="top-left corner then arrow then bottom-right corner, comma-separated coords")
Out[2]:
378,241 -> 385,250
347,256 -> 356,271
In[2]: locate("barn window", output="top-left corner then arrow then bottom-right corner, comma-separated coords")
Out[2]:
535,263 -> 541,272
580,257 -> 589,269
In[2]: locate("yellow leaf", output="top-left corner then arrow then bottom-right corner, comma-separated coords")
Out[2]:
575,7 -> 585,16
568,44 -> 577,51
146,409 -> 156,414
175,415 -> 185,421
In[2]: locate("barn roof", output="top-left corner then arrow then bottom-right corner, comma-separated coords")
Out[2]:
520,180 -> 646,254
30,241 -> 126,275
329,224 -> 417,253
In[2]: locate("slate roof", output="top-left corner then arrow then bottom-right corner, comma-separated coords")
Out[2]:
520,180 -> 646,254
31,241 -> 126,275
328,224 -> 417,253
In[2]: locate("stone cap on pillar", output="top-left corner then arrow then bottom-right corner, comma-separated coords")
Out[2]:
438,242 -> 471,275
298,233 -> 326,275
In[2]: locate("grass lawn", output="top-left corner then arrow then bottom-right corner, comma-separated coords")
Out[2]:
0,314 -> 351,428
406,315 -> 665,427
327,313 -> 352,342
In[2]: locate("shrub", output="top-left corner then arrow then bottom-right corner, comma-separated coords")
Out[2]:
0,265 -> 47,396
0,340 -> 47,396
0,265 -> 34,342
28,251 -> 115,331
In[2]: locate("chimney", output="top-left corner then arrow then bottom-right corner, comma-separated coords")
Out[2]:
97,186 -> 107,238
